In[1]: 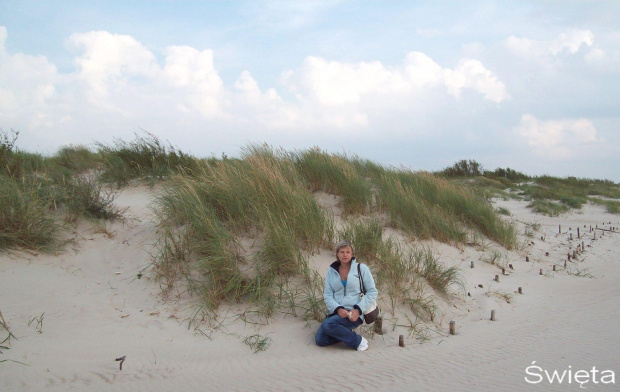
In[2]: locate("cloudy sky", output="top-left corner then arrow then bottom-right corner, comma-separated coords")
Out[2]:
1,1 -> 619,181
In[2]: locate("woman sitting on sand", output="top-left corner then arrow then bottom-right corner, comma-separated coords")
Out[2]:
315,240 -> 378,351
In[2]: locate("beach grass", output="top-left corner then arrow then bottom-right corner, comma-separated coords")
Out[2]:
0,175 -> 62,252
151,146 -> 488,321
438,159 -> 620,216
152,146 -> 335,311
0,130 -> 125,252
589,198 -> 620,214
293,147 -> 372,215
337,219 -> 383,261
7,130 -> 620,331
96,131 -> 199,187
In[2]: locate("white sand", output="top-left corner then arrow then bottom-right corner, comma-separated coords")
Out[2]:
1,187 -> 619,391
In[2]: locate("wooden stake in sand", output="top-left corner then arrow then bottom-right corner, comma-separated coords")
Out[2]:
553,265 -> 556,271
449,321 -> 456,335
399,335 -> 405,347
471,261 -> 474,269
559,225 -> 561,234
578,227 -> 580,238
490,310 -> 496,321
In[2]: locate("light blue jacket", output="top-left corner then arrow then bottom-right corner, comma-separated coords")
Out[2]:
323,258 -> 378,320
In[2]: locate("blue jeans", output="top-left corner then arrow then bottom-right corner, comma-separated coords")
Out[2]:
315,314 -> 363,349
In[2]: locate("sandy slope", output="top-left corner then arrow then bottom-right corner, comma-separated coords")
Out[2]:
1,187 -> 619,391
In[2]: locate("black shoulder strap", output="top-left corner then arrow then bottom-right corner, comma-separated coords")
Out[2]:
357,263 -> 366,294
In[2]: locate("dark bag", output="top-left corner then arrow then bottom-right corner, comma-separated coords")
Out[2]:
357,264 -> 379,324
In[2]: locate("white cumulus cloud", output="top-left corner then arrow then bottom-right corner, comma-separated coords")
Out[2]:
516,114 -> 598,159
504,29 -> 598,58
162,46 -> 224,117
444,58 -> 508,102
1,26 -> 509,150
69,31 -> 157,97
283,52 -> 507,107
0,26 -> 58,127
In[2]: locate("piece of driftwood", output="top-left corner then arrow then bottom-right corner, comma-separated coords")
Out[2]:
115,356 -> 126,370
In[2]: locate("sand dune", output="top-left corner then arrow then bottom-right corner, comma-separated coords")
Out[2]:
1,186 -> 619,391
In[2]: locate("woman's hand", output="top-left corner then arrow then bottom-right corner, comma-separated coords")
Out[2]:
338,308 -> 360,321
348,309 -> 360,322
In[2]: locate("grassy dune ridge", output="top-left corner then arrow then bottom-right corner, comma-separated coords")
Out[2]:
3,131 -> 620,331
153,144 -> 509,322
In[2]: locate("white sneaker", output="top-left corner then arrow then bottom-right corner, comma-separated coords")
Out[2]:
357,336 -> 368,351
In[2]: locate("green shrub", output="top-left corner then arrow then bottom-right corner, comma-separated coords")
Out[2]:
440,159 -> 484,177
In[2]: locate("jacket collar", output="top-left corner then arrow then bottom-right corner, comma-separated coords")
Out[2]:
329,257 -> 357,272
